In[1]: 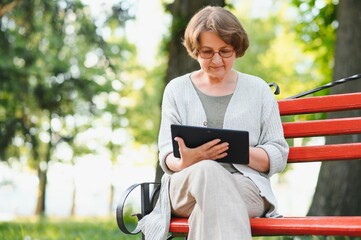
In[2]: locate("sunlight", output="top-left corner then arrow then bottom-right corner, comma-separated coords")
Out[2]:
81,0 -> 169,68
125,0 -> 170,68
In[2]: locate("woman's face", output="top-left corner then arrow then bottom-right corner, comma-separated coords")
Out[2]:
197,31 -> 236,79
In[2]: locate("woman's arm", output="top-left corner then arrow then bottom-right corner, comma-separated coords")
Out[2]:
248,147 -> 270,173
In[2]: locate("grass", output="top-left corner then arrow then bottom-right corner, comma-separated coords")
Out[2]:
1,218 -> 359,240
0,217 -> 141,240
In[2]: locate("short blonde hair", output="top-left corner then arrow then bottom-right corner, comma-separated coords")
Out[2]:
183,6 -> 249,59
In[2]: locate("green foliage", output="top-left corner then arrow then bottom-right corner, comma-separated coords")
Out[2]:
0,218 -> 139,240
0,0 -> 148,215
289,0 -> 338,88
126,64 -> 166,145
233,1 -> 330,100
0,0 -> 134,164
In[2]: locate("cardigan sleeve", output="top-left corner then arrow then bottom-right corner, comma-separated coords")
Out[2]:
257,85 -> 289,178
158,83 -> 181,175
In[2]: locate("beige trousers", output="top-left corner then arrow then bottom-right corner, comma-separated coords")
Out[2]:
169,160 -> 267,240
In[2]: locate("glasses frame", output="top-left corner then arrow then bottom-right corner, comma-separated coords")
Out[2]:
197,48 -> 234,59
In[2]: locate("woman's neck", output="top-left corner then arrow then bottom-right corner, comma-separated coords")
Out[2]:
191,70 -> 237,96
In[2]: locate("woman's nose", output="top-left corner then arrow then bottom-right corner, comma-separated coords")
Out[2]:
212,53 -> 222,64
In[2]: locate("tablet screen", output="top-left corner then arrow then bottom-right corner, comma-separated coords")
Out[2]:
171,124 -> 249,164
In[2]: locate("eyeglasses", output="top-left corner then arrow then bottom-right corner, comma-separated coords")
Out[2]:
197,48 -> 234,59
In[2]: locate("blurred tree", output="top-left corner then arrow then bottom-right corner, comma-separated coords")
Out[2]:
234,4 -> 321,100
300,0 -> 361,216
290,0 -> 337,87
0,0 -> 135,216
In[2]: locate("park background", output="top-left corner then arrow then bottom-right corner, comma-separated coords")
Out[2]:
0,0 -> 360,239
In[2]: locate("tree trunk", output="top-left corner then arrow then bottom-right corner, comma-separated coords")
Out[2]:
35,167 -> 47,215
35,119 -> 53,216
308,0 -> 361,216
155,0 -> 226,183
109,183 -> 115,215
70,168 -> 76,216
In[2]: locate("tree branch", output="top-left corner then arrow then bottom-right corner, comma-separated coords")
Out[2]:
0,0 -> 22,17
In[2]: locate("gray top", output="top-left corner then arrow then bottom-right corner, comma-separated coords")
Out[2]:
193,85 -> 238,173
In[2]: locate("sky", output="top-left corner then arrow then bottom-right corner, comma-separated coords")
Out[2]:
82,0 -> 169,68
125,0 -> 169,67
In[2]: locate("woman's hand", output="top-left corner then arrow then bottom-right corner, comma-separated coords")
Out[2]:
165,137 -> 229,172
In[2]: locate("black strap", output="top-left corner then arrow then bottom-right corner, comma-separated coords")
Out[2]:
286,73 -> 361,99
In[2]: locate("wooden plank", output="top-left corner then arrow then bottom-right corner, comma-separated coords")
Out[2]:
169,217 -> 361,236
283,117 -> 361,138
169,218 -> 189,233
278,92 -> 361,115
250,217 -> 361,236
288,143 -> 361,163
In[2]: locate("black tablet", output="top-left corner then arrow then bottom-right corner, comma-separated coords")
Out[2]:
171,124 -> 249,164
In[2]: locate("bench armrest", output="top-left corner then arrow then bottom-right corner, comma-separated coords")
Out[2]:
116,182 -> 161,235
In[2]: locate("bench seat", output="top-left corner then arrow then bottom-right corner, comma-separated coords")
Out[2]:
116,91 -> 361,239
169,216 -> 361,237
164,92 -> 361,238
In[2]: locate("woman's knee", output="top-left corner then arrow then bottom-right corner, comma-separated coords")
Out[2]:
188,160 -> 229,179
191,160 -> 222,171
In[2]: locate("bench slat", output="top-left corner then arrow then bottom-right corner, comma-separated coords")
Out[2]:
250,217 -> 361,236
283,117 -> 361,138
278,92 -> 361,115
288,143 -> 361,163
169,217 -> 361,236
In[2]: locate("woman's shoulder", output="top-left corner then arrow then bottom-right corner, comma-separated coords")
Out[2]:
236,71 -> 270,90
236,71 -> 267,84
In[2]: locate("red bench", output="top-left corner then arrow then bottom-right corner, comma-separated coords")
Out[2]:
116,85 -> 361,239
167,92 -> 361,238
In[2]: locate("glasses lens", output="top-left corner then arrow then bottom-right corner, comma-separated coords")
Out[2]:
198,49 -> 234,59
199,50 -> 213,59
219,49 -> 233,58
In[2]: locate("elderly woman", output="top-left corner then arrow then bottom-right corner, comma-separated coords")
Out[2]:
140,6 -> 289,240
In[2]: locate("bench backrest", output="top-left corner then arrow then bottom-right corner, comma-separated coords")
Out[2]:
278,92 -> 361,163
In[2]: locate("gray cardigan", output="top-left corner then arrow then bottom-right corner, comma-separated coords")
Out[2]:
158,71 -> 289,217
139,71 -> 289,239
